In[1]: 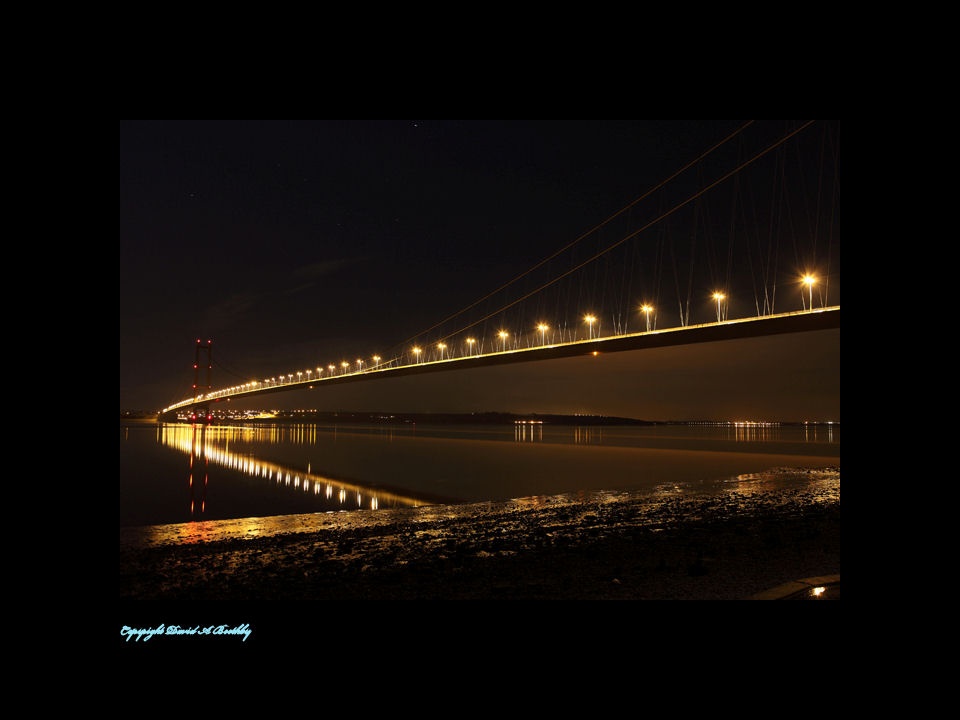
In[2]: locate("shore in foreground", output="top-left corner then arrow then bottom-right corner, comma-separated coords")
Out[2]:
120,468 -> 839,602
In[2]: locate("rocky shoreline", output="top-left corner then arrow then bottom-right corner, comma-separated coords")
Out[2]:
120,469 -> 840,602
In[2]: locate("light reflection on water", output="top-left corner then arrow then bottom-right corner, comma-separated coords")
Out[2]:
514,421 -> 543,442
120,421 -> 840,528
163,423 -> 436,514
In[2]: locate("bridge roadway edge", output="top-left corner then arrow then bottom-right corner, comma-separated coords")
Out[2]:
160,307 -> 840,418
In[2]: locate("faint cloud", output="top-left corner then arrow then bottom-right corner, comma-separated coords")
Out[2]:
286,282 -> 317,296
294,257 -> 365,280
202,292 -> 262,325
201,258 -> 368,323
284,257 -> 367,295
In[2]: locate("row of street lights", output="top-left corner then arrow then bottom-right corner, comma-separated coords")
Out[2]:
229,276 -> 820,395
710,273 -> 817,322
409,306 -> 658,363
411,335 -> 483,363
255,354 -> 388,388
409,273 -> 815,359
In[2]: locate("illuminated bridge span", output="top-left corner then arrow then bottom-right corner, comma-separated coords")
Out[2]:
164,308 -> 840,418
161,120 -> 840,420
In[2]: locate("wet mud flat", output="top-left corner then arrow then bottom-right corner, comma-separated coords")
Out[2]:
120,468 -> 840,601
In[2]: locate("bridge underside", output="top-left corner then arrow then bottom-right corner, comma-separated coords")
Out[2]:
161,309 -> 840,423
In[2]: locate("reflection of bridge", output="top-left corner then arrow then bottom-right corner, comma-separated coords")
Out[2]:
160,120 -> 840,421
165,423 -> 443,515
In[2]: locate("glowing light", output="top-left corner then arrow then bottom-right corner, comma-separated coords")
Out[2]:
640,304 -> 654,332
537,323 -> 549,345
584,314 -> 596,339
802,274 -> 816,310
712,292 -> 725,323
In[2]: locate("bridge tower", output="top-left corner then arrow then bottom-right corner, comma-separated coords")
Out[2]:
191,339 -> 213,423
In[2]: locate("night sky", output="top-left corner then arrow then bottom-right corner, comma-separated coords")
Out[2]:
120,120 -> 840,420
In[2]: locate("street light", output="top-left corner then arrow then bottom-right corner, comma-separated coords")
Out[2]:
341,361 -> 349,374
802,274 -> 816,310
306,369 -> 312,380
640,304 -> 653,332
328,364 -> 336,376
466,337 -> 476,356
412,346 -> 421,364
712,292 -> 725,323
356,358 -> 363,371
498,330 -> 509,352
537,323 -> 549,345
297,371 -> 302,382
372,355 -> 380,368
437,342 -> 446,360
584,314 -> 596,339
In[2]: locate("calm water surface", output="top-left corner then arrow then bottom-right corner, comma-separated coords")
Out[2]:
120,420 -> 840,528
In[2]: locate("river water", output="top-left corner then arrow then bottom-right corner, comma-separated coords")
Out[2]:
119,419 -> 840,529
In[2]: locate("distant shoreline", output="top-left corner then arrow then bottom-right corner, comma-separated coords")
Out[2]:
121,410 -> 839,427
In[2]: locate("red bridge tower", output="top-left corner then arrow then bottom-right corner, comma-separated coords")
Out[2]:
190,338 -> 213,423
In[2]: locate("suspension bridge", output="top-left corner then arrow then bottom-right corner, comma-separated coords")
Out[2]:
158,120 -> 840,422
